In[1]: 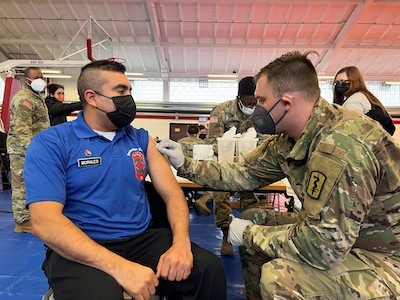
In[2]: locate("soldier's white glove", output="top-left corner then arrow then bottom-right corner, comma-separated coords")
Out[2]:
228,217 -> 253,246
156,139 -> 185,169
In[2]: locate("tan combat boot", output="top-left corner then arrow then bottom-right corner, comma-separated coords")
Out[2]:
194,194 -> 212,216
220,227 -> 234,256
14,220 -> 32,233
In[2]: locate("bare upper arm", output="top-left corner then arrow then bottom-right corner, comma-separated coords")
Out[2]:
146,138 -> 183,200
29,201 -> 64,219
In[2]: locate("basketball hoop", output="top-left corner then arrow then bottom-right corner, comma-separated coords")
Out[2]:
107,57 -> 127,64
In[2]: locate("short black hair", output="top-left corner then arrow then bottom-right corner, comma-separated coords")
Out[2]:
24,67 -> 41,78
238,76 -> 256,97
187,124 -> 199,135
77,60 -> 126,104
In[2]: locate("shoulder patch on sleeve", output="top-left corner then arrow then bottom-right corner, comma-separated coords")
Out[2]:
21,100 -> 33,111
304,153 -> 346,216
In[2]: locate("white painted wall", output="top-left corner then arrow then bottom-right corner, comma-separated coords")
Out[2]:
132,118 -> 198,140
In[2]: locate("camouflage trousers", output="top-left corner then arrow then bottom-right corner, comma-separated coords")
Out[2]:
9,154 -> 29,224
239,208 -> 400,299
214,191 -> 258,229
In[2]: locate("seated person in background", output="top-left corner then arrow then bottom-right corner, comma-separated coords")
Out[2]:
45,83 -> 83,126
157,50 -> 400,299
197,125 -> 208,140
177,124 -> 206,158
333,66 -> 395,135
24,60 -> 226,300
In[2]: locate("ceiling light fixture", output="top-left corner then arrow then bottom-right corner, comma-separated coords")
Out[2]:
44,74 -> 72,79
385,81 -> 400,85
128,77 -> 147,81
208,79 -> 238,83
126,72 -> 144,76
318,75 -> 334,80
208,74 -> 238,79
41,69 -> 62,74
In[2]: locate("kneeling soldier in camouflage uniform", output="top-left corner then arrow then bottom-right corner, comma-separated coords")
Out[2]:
158,50 -> 400,299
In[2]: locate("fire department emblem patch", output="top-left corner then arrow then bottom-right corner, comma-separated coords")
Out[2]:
132,151 -> 146,181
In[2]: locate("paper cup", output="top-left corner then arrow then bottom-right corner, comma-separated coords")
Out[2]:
217,138 -> 236,163
236,138 -> 258,162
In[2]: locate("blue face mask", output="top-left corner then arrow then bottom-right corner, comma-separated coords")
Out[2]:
238,99 -> 256,115
251,99 -> 287,134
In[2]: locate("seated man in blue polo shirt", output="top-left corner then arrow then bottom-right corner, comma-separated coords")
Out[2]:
24,60 -> 226,300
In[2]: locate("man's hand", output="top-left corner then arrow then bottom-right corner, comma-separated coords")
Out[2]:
156,243 -> 193,281
114,260 -> 159,300
156,139 -> 185,169
228,217 -> 253,246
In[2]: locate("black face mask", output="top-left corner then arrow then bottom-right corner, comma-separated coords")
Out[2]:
198,134 -> 206,140
95,92 -> 137,128
334,82 -> 350,96
251,99 -> 287,135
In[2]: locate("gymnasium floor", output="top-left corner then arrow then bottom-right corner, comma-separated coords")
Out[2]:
0,189 -> 250,300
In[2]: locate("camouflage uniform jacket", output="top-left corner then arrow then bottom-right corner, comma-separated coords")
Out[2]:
8,88 -> 50,156
207,99 -> 253,140
207,99 -> 269,145
178,97 -> 400,270
178,135 -> 206,157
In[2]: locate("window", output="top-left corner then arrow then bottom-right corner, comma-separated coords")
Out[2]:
319,81 -> 400,107
170,78 -> 237,103
129,77 -> 400,110
131,79 -> 163,102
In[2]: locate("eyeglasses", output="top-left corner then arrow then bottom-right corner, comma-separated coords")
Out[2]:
333,80 -> 350,86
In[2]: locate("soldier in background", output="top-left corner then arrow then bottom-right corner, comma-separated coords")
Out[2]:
177,124 -> 206,157
8,67 -> 50,233
178,124 -> 213,216
203,76 -> 260,256
197,125 -> 208,140
158,50 -> 400,299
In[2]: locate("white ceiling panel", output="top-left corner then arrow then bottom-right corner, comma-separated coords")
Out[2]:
0,0 -> 399,81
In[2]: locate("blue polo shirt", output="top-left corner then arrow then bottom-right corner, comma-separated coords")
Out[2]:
25,112 -> 152,240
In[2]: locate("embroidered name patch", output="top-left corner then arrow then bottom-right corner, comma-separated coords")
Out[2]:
77,157 -> 102,167
306,171 -> 326,199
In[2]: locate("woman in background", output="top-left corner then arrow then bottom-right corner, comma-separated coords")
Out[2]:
45,83 -> 83,126
333,66 -> 395,135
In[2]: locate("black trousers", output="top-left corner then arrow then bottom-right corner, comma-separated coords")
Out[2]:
43,228 -> 227,300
